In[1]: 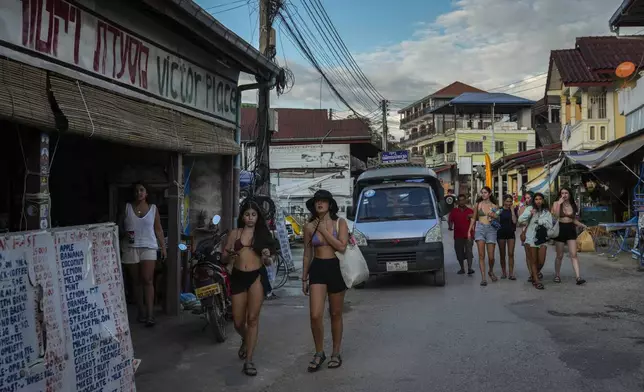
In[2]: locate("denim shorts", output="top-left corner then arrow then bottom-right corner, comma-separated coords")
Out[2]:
475,222 -> 497,244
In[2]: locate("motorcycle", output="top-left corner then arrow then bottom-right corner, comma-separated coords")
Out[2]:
179,215 -> 231,343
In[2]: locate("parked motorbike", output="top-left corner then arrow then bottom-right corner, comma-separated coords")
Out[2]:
179,215 -> 231,343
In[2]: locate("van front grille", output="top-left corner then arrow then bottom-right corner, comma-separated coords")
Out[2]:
376,252 -> 416,263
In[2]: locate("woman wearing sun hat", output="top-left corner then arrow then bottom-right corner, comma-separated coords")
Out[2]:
302,189 -> 349,372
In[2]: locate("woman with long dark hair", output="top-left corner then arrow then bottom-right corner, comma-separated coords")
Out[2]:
120,181 -> 166,327
497,194 -> 517,280
468,186 -> 499,286
223,200 -> 276,376
552,187 -> 587,285
302,190 -> 348,372
518,192 -> 553,290
518,191 -> 534,280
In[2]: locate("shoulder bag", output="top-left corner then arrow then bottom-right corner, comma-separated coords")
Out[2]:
335,218 -> 370,288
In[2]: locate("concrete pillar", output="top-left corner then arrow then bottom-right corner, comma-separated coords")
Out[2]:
548,105 -> 552,123
497,171 -> 503,199
517,172 -> 523,195
560,95 -> 567,124
165,152 -> 183,316
570,96 -> 578,125
581,92 -> 588,121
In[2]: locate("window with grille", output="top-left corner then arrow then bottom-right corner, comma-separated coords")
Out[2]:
590,126 -> 596,140
466,141 -> 483,153
495,141 -> 504,152
587,93 -> 607,119
518,141 -> 527,152
600,126 -> 606,140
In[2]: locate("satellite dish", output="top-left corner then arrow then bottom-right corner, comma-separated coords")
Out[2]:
178,243 -> 188,251
212,215 -> 221,225
616,61 -> 636,79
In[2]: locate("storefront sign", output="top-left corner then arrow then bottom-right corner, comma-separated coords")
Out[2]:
0,224 -> 136,392
0,0 -> 239,124
381,150 -> 409,164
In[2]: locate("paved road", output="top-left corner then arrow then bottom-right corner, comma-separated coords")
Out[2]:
134,224 -> 644,392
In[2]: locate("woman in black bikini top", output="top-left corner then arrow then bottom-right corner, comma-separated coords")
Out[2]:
222,200 -> 275,377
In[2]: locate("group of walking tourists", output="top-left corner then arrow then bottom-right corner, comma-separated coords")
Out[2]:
449,186 -> 588,289
122,182 -> 348,377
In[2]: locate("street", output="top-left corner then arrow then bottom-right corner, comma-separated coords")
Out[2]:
133,225 -> 644,392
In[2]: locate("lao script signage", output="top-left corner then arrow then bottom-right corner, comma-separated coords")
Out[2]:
0,224 -> 136,392
0,0 -> 239,124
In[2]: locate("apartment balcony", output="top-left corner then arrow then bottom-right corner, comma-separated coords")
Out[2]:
426,152 -> 456,166
399,130 -> 437,147
400,105 -> 439,127
562,119 -> 611,151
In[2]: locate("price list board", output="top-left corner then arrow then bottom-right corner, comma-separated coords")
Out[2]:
0,224 -> 136,392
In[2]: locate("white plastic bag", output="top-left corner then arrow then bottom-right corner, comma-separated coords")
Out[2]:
335,219 -> 370,288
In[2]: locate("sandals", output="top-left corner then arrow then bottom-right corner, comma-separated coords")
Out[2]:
328,354 -> 342,369
553,276 -> 562,283
488,272 -> 498,282
145,317 -> 156,328
308,352 -> 326,373
480,280 -> 488,286
576,278 -> 586,285
533,282 -> 545,290
538,272 -> 543,280
467,269 -> 475,275
509,275 -> 517,281
238,340 -> 247,360
501,274 -> 508,280
242,361 -> 257,377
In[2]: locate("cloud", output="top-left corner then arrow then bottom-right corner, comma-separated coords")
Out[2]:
242,0 -> 621,138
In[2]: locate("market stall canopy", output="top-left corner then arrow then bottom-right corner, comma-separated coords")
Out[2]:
524,158 -> 565,196
430,93 -> 536,115
565,129 -> 644,172
610,0 -> 644,31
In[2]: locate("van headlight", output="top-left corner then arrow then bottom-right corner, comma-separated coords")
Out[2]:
352,229 -> 368,246
424,223 -> 442,243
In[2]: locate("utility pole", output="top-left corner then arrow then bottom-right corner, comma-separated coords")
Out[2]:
256,0 -> 274,197
381,99 -> 388,151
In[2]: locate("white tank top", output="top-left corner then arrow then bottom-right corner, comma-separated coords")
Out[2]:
124,203 -> 159,249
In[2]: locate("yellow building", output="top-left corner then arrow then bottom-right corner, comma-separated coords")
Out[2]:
425,92 -> 536,196
545,36 -> 637,152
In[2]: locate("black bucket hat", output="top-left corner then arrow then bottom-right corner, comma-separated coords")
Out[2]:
306,190 -> 339,215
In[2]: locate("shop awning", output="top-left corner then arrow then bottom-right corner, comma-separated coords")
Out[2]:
49,75 -> 239,155
0,58 -> 57,129
524,158 -> 564,196
565,129 -> 644,171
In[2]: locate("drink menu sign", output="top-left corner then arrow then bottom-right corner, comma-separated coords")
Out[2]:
0,0 -> 239,124
0,224 -> 136,392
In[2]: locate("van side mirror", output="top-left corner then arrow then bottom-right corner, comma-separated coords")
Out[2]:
346,206 -> 355,220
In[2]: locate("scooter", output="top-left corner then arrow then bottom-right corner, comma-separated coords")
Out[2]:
179,215 -> 231,343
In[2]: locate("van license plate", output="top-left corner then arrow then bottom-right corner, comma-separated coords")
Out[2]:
386,261 -> 408,272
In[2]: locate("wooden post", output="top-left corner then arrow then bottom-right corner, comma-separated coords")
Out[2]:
165,152 -> 182,316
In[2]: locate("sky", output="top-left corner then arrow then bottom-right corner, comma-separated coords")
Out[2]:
197,0 -> 626,138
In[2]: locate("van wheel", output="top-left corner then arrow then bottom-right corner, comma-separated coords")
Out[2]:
431,267 -> 446,287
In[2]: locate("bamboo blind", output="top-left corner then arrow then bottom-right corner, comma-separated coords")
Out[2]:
0,58 -> 56,129
49,75 -> 239,155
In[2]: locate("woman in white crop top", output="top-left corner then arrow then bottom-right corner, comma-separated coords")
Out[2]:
121,182 -> 166,327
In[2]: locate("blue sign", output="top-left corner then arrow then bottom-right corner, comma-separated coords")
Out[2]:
381,150 -> 409,164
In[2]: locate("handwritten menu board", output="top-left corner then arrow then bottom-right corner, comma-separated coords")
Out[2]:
0,224 -> 136,392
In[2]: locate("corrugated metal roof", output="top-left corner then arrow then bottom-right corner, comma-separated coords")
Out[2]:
240,108 -> 372,142
430,81 -> 486,98
449,92 -> 535,106
551,50 -> 610,84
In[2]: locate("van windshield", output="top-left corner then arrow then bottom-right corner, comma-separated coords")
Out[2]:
357,187 -> 436,222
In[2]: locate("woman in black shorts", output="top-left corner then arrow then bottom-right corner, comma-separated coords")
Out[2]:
302,190 -> 349,372
551,188 -> 587,285
497,194 -> 518,280
223,200 -> 276,376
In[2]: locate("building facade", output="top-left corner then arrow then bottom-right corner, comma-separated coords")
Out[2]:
241,108 -> 380,217
0,0 -> 281,315
545,36 -> 643,151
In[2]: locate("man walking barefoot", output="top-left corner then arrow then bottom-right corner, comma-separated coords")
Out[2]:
448,194 -> 475,275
